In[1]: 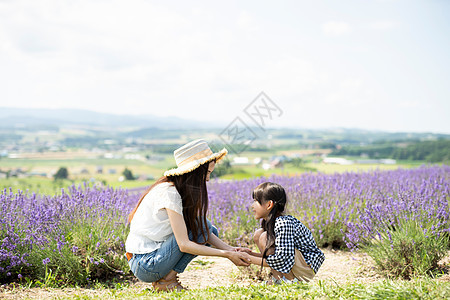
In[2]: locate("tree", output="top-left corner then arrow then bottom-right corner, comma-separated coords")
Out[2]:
122,168 -> 135,180
212,160 -> 232,178
289,157 -> 303,168
54,167 -> 68,180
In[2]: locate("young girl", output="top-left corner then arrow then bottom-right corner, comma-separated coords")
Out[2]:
125,139 -> 250,291
242,182 -> 325,283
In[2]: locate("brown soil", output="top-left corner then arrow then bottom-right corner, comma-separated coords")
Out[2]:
176,248 -> 382,290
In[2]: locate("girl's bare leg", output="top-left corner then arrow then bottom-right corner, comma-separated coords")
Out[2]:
257,231 -> 295,281
253,228 -> 264,252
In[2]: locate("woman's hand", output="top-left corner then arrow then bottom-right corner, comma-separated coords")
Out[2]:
227,251 -> 251,266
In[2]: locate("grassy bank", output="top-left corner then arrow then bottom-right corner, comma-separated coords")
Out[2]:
2,278 -> 449,299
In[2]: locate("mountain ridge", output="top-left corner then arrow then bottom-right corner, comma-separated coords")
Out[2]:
0,107 -> 215,129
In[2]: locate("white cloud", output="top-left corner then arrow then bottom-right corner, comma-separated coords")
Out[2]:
322,21 -> 352,37
397,100 -> 420,108
236,11 -> 260,32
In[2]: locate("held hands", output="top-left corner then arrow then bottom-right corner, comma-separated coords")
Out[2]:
235,247 -> 261,257
227,250 -> 251,267
234,247 -> 253,254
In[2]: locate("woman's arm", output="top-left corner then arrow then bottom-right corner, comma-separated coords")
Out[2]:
206,233 -> 254,254
207,232 -> 234,251
167,209 -> 250,266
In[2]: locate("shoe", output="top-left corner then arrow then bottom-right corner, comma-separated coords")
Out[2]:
264,276 -> 276,285
152,275 -> 187,292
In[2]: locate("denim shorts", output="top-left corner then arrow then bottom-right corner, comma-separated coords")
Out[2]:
128,219 -> 218,282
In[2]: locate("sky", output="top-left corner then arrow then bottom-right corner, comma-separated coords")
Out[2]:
0,0 -> 449,133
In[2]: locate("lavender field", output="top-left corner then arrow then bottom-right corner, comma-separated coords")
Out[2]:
1,165 -> 449,284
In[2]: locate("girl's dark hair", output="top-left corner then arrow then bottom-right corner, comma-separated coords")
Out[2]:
252,182 -> 287,269
128,161 -> 213,244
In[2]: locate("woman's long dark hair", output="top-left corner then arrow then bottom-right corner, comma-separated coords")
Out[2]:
252,182 -> 287,269
128,162 -> 212,244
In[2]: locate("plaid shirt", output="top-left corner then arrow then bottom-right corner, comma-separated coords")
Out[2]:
265,215 -> 325,274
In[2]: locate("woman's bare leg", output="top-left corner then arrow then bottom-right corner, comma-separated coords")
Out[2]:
162,270 -> 177,281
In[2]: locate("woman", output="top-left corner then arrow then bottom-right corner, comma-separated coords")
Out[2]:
125,139 -> 250,291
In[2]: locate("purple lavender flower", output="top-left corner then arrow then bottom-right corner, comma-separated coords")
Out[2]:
1,165 -> 448,282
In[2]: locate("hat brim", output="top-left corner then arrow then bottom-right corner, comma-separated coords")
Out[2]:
163,148 -> 228,177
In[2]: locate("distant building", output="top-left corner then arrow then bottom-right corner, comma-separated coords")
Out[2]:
323,157 -> 354,165
28,171 -> 47,177
137,174 -> 155,181
262,163 -> 272,170
270,155 -> 289,163
270,159 -> 284,169
104,153 -> 114,159
380,159 -> 396,165
355,159 -> 380,164
232,157 -> 250,165
125,154 -> 142,160
253,157 -> 262,165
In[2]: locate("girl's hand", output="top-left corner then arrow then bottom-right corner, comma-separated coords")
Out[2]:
227,251 -> 251,266
234,247 -> 253,254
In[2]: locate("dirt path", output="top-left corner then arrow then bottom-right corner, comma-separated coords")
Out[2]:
133,248 -> 380,290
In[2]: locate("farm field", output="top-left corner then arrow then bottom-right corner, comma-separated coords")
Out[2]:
1,165 -> 449,298
0,148 -> 424,194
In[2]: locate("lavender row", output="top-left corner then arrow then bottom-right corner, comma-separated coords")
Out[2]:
207,165 -> 449,249
0,183 -> 139,282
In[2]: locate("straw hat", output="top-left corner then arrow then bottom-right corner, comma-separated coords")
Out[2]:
164,139 -> 228,177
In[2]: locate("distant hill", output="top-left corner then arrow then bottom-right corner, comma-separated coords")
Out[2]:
0,107 -> 214,130
0,107 -> 449,145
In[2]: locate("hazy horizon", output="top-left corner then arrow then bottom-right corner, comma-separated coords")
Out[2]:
2,106 -> 450,135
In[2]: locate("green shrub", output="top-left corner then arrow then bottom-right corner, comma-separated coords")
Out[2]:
361,218 -> 449,279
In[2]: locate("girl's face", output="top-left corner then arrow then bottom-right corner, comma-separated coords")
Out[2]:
251,198 -> 273,220
206,161 -> 215,182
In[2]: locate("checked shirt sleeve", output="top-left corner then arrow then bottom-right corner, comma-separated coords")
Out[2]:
265,217 -> 296,274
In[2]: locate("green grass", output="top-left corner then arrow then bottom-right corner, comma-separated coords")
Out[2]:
2,278 -> 449,299
0,177 -> 155,194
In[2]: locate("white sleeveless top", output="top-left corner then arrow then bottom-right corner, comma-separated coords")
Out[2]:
125,182 -> 183,254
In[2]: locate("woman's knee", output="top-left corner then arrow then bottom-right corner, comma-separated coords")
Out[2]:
205,219 -> 218,236
190,219 -> 217,243
211,225 -> 219,237
205,219 -> 219,237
